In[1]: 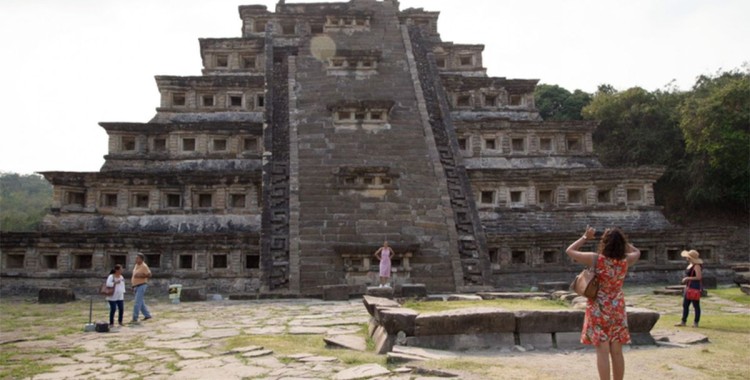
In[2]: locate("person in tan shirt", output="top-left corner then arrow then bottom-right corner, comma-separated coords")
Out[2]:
130,253 -> 152,323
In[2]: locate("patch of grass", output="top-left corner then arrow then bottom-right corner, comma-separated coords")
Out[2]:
710,287 -> 750,305
165,361 -> 180,372
403,298 -> 568,313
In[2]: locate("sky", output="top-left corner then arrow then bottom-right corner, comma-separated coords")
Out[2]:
0,0 -> 747,175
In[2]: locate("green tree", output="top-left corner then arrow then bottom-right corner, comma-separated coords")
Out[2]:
678,68 -> 750,209
0,172 -> 53,232
535,84 -> 592,121
582,85 -> 689,213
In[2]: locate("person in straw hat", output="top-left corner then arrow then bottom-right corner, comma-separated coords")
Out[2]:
676,249 -> 703,327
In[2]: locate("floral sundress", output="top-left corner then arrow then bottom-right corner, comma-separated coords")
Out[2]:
581,254 -> 631,345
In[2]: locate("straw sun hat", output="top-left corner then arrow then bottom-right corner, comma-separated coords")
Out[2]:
680,249 -> 703,264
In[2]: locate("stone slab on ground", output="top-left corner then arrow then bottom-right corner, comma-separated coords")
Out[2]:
242,349 -> 273,358
741,284 -> 750,295
324,335 -> 367,351
202,328 -> 240,339
391,345 -> 459,360
222,345 -> 264,355
38,288 -> 75,304
652,330 -> 710,345
333,363 -> 391,380
386,352 -> 427,364
176,349 -> 212,359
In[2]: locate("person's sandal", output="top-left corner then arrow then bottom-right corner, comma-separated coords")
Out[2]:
693,323 -> 699,328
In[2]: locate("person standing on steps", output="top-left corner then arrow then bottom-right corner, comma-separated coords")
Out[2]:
676,249 -> 703,328
374,241 -> 395,288
566,226 -> 641,380
130,252 -> 153,324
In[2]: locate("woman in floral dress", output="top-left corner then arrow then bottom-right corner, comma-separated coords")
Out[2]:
567,227 -> 641,380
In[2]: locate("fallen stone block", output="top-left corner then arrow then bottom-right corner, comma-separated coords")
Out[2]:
399,283 -> 427,298
333,364 -> 391,380
734,272 -> 750,285
372,325 -> 395,354
414,307 -> 516,336
324,334 -> 367,351
376,307 -> 419,335
322,284 -> 350,301
741,284 -> 750,295
38,287 -> 76,304
362,295 -> 400,316
515,310 -> 584,333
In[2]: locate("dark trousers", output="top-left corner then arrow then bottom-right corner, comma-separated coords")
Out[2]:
681,297 -> 701,324
109,300 -> 124,325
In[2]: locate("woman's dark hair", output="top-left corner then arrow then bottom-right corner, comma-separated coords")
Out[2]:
598,228 -> 627,260
113,264 -> 122,271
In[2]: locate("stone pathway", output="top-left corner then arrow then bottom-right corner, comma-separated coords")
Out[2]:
15,298 -> 461,380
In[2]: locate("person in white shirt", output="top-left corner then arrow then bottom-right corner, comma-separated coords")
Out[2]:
106,264 -> 127,327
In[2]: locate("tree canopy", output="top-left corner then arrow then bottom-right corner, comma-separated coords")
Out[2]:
0,172 -> 52,232
534,84 -> 592,121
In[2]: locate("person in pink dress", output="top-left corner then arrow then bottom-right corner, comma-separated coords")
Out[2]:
566,226 -> 641,380
373,241 -> 395,287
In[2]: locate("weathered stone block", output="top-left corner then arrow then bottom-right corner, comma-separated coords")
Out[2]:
741,284 -> 750,295
518,333 -> 554,349
372,325 -> 395,354
405,333 -> 515,350
366,286 -> 394,299
362,295 -> 400,316
630,332 -> 656,345
414,307 -> 515,336
399,283 -> 427,298
626,307 -> 660,333
555,332 -> 585,349
515,310 -> 584,333
181,287 -> 207,302
322,284 -> 349,301
376,307 -> 419,336
38,287 -> 75,304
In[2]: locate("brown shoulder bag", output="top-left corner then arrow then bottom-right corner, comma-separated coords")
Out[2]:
570,258 -> 599,300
